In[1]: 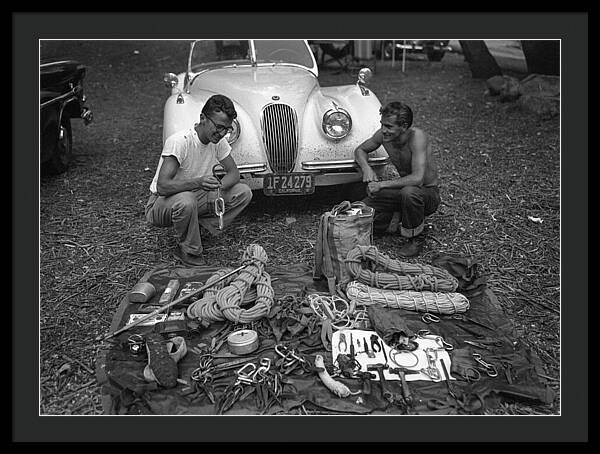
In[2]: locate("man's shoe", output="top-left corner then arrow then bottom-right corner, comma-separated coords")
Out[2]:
166,336 -> 188,363
397,236 -> 424,258
143,333 -> 178,388
143,336 -> 187,385
174,246 -> 206,267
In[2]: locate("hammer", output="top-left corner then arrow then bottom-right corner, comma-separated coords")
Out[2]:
388,367 -> 414,407
356,371 -> 376,396
366,363 -> 394,404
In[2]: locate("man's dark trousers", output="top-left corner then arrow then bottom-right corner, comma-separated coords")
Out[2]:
362,185 -> 440,237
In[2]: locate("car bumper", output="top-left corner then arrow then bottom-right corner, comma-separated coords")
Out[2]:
224,156 -> 390,191
394,42 -> 452,53
218,156 -> 389,177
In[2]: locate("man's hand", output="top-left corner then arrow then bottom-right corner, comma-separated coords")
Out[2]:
199,175 -> 222,191
367,181 -> 383,196
361,166 -> 379,183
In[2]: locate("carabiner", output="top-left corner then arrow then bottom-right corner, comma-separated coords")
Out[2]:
252,357 -> 272,382
420,367 -> 442,382
460,367 -> 481,382
259,357 -> 271,371
337,333 -> 348,353
275,344 -> 290,358
214,196 -> 225,215
190,367 -> 207,382
434,336 -> 454,351
472,353 -> 498,377
422,313 -> 441,324
235,362 -> 257,385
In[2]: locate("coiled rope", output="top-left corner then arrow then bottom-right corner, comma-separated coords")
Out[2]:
346,281 -> 470,314
345,245 -> 459,292
186,244 -> 274,324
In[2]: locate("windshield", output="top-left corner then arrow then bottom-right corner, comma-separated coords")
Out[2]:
190,40 -> 314,72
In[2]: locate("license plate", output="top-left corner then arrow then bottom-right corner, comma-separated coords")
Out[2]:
263,173 -> 315,196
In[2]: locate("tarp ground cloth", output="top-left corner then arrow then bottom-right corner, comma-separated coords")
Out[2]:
96,263 -> 554,415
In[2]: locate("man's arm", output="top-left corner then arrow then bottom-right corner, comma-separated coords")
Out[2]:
217,154 -> 241,191
156,156 -> 220,197
354,130 -> 384,182
374,129 -> 427,191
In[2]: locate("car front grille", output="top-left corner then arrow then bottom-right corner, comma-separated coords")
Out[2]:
260,103 -> 298,173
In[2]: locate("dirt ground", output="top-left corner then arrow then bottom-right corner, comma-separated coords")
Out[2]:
39,40 -> 560,415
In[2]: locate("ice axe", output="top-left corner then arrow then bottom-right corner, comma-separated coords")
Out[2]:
96,261 -> 253,341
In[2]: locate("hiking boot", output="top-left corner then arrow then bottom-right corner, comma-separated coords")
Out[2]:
143,333 -> 178,388
397,236 -> 425,258
165,336 -> 187,363
174,246 -> 206,267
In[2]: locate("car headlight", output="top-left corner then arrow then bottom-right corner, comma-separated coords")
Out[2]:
322,108 -> 352,139
225,118 -> 240,144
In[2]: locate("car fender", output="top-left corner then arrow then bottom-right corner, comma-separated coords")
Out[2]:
162,93 -> 206,143
297,84 -> 386,163
40,96 -> 73,162
228,107 -> 267,168
162,92 -> 268,167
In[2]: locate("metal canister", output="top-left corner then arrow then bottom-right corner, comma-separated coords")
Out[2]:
227,329 -> 260,355
128,282 -> 156,303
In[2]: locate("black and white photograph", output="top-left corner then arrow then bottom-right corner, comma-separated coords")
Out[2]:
14,12 -> 587,443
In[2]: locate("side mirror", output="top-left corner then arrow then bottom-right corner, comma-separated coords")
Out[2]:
163,73 -> 179,89
357,68 -> 372,96
357,67 -> 372,84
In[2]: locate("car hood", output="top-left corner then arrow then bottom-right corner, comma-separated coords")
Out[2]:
188,66 -> 318,113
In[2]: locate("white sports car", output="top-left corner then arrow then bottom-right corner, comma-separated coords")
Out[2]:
162,39 -> 389,196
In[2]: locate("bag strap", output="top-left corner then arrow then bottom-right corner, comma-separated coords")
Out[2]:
320,212 -> 339,295
313,213 -> 325,279
313,210 -> 338,294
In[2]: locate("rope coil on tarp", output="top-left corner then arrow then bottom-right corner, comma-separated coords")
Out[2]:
345,245 -> 459,292
345,281 -> 470,314
186,244 -> 274,324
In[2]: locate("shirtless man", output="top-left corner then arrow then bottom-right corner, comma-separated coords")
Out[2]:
354,101 -> 440,257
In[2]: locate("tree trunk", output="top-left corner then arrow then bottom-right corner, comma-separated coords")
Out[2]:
459,40 -> 502,79
521,40 -> 560,75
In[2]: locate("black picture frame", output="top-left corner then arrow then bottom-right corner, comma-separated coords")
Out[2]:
14,11 -> 587,443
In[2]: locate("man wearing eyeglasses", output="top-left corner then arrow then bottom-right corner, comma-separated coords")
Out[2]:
145,94 -> 252,266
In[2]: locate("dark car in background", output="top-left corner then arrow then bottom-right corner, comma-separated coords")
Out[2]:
40,59 -> 93,175
374,40 -> 453,62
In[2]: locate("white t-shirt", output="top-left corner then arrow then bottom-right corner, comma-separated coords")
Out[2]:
149,127 -> 231,194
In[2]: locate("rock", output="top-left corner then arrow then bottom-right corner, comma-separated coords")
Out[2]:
516,73 -> 560,119
486,75 -> 506,95
519,73 -> 560,98
499,76 -> 521,102
486,75 -> 522,101
517,94 -> 559,119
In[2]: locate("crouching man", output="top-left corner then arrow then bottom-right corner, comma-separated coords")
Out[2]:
355,101 -> 441,257
145,94 -> 252,266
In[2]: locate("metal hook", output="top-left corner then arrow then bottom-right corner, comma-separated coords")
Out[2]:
472,353 -> 498,377
422,313 -> 441,324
